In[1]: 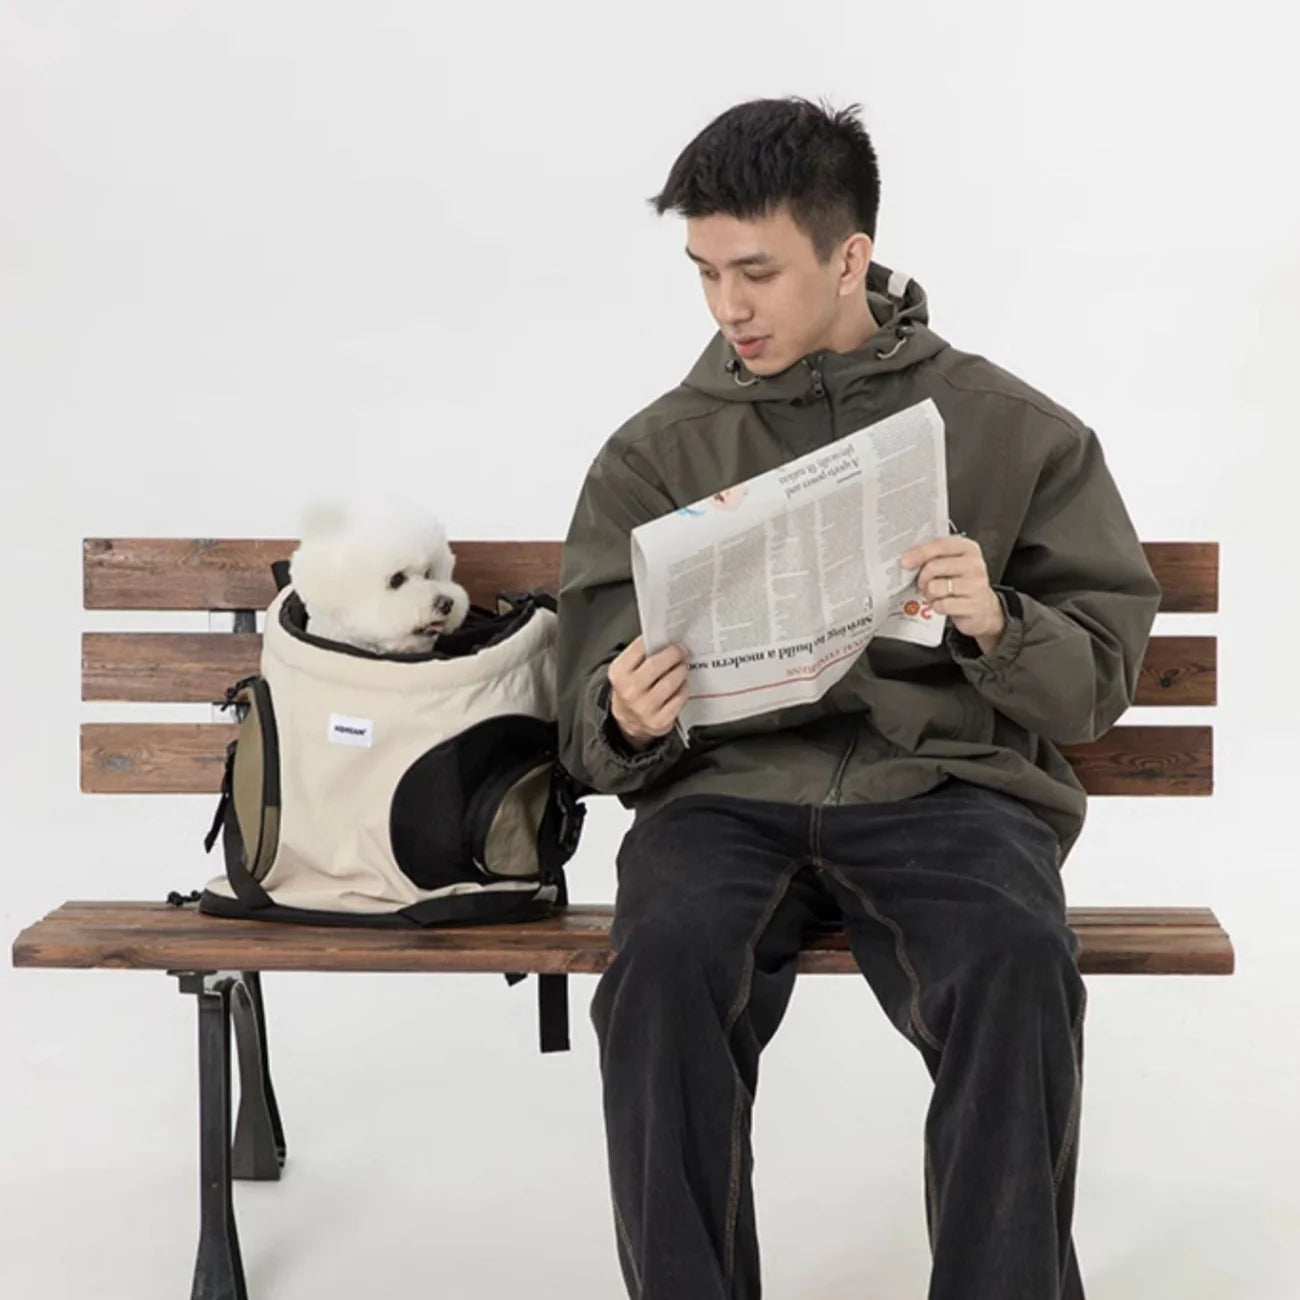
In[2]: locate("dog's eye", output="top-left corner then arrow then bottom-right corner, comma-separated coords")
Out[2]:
388,572 -> 407,590
423,567 -> 433,580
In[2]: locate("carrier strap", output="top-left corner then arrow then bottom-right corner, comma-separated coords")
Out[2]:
206,743 -> 275,911
536,974 -> 569,1054
222,811 -> 276,911
538,764 -> 585,895
202,745 -> 233,855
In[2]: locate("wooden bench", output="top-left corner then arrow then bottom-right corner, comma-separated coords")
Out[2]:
13,536 -> 1233,1300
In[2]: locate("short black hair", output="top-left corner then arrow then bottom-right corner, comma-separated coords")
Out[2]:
651,97 -> 881,261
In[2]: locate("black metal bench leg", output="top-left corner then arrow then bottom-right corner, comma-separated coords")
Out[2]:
179,974 -> 248,1300
230,972 -> 286,1181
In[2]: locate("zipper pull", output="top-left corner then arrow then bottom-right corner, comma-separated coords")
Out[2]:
809,367 -> 825,400
674,714 -> 693,749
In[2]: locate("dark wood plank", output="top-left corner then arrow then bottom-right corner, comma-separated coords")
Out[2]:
1142,541 -> 1219,613
84,539 -> 1215,614
11,902 -> 1234,976
80,722 -> 1215,795
80,631 -> 1217,707
1135,636 -> 1216,706
83,539 -> 563,612
82,633 -> 261,703
1057,725 -> 1212,795
81,724 -> 232,794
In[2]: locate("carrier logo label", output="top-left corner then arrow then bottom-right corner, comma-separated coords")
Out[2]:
328,713 -> 374,748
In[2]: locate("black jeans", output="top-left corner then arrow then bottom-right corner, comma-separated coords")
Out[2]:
591,778 -> 1087,1300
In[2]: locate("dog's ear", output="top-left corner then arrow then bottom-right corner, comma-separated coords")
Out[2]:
299,500 -> 350,541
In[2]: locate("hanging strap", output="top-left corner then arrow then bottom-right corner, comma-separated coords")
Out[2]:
519,762 -> 589,1054
202,742 -> 235,854
536,973 -> 569,1054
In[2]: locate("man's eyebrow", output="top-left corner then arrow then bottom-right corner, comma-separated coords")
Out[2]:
685,247 -> 775,268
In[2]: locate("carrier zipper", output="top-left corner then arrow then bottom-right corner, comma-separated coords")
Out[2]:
241,677 -> 281,879
248,679 -> 281,812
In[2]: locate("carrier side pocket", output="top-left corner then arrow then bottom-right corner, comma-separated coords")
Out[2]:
389,714 -> 559,891
465,755 -> 555,879
214,676 -> 282,910
231,678 -> 282,882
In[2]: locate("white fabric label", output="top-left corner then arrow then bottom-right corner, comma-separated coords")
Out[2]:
327,713 -> 374,748
886,267 -> 911,299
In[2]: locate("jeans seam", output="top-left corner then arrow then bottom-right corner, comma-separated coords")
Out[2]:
924,1133 -> 939,1252
817,859 -> 946,1053
612,1194 -> 644,1296
721,855 -> 805,1292
1052,977 -> 1087,1192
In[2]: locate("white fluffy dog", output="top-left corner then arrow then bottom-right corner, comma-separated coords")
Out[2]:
288,498 -> 471,655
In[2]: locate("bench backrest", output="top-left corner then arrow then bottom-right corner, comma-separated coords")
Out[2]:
81,539 -> 1217,798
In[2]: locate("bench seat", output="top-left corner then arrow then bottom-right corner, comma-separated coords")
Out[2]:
14,901 -> 1235,977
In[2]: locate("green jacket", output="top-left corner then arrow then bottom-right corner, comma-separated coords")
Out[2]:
555,263 -> 1160,862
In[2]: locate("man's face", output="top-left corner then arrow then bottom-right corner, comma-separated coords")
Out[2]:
685,205 -> 854,377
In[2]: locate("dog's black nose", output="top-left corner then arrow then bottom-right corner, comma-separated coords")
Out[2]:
433,595 -> 454,616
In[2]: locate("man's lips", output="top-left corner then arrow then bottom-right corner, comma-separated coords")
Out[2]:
731,336 -> 768,357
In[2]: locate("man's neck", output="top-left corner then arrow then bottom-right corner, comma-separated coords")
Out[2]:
818,299 -> 881,356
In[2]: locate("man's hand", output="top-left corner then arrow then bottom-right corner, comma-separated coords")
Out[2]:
900,535 -> 1007,655
607,637 -> 690,751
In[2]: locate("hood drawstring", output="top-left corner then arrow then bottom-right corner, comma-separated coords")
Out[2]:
875,320 -> 916,362
725,357 -> 760,388
723,314 -> 918,387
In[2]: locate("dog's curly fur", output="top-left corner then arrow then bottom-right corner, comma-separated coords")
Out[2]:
289,498 -> 470,655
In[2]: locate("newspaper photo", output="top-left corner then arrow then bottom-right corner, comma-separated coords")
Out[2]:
630,397 -> 950,734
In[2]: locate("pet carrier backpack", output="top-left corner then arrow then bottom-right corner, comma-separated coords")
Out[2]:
200,580 -> 585,930
196,575 -> 587,1050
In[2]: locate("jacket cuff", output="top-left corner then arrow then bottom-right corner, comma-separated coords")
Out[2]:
944,585 -> 1026,679
591,675 -> 685,771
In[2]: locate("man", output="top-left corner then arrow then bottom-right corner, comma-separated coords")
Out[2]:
556,97 -> 1160,1300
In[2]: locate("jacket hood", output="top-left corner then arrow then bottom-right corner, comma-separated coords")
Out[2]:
682,261 -> 947,404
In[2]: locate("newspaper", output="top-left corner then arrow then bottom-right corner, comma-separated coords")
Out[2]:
630,397 -> 949,735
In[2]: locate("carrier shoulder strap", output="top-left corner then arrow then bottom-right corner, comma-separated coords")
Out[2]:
203,740 -> 275,911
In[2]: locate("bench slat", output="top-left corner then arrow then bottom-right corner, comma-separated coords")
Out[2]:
82,632 -> 1217,707
12,902 -> 1234,976
84,539 -> 1218,614
83,633 -> 262,703
42,900 -> 1226,927
84,539 -> 563,613
80,722 -> 1214,796
1141,541 -> 1219,613
1056,725 -> 1212,795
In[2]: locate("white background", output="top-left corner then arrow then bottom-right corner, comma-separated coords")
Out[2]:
2,2 -> 1296,1296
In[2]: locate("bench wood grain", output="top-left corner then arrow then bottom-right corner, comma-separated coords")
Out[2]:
13,902 -> 1235,977
84,538 -> 1218,614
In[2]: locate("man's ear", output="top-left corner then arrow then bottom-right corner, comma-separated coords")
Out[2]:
837,232 -> 873,297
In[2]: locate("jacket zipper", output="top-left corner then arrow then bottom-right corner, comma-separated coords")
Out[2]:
809,358 -> 855,805
824,728 -> 858,806
807,358 -> 838,441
